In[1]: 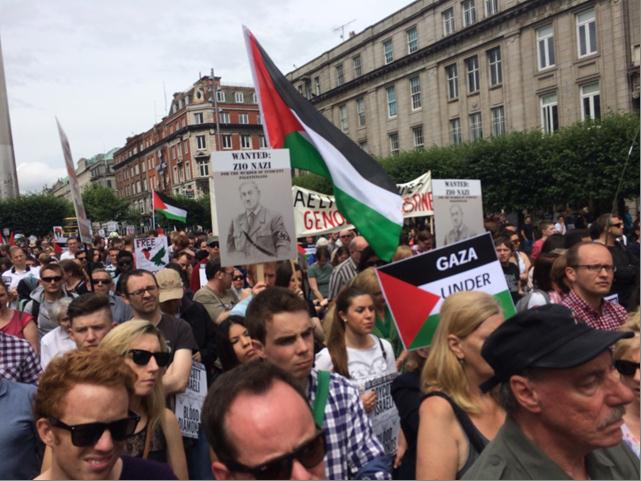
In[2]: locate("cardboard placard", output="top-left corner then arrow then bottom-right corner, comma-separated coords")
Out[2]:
133,236 -> 169,272
432,179 -> 484,248
175,362 -> 207,439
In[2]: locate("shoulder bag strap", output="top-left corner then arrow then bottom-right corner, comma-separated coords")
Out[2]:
422,391 -> 487,454
313,370 -> 331,428
376,336 -> 388,361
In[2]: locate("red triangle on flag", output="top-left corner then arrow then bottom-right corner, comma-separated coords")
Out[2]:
377,270 -> 441,348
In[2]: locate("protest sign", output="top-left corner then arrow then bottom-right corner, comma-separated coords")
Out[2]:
376,232 -> 516,350
133,236 -> 169,272
291,171 -> 433,237
56,120 -> 92,243
212,149 -> 296,267
175,362 -> 207,439
53,226 -> 66,243
432,179 -> 484,247
363,372 -> 401,456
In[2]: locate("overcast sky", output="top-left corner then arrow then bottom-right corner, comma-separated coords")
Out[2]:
1,0 -> 411,193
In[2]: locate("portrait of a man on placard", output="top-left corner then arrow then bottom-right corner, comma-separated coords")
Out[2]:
443,203 -> 477,245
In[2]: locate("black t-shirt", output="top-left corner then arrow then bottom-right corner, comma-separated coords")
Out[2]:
501,262 -> 521,303
157,313 -> 198,360
119,455 -> 177,480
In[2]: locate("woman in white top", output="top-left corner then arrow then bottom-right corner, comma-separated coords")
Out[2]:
315,286 -> 396,412
40,297 -> 75,369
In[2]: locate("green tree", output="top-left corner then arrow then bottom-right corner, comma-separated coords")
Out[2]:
0,194 -> 73,236
82,184 -> 131,222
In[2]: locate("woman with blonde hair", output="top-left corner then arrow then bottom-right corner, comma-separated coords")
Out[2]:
100,320 -> 188,479
614,312 -> 640,458
416,291 -> 505,479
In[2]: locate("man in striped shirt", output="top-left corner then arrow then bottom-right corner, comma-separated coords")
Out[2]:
328,236 -> 368,300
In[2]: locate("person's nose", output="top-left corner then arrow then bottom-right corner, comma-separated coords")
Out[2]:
295,336 -> 309,355
289,459 -> 317,480
607,369 -> 634,406
93,427 -> 115,452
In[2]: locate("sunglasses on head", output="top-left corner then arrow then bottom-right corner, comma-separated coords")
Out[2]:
615,360 -> 640,377
41,276 -> 63,283
223,430 -> 325,480
127,349 -> 171,368
49,411 -> 139,447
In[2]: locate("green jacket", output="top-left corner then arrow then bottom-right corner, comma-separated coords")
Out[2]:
463,417 -> 640,480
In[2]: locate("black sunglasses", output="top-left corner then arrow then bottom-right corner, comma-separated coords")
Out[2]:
127,349 -> 171,368
49,412 -> 139,447
615,360 -> 640,377
223,430 -> 325,480
92,278 -> 112,286
41,276 -> 63,283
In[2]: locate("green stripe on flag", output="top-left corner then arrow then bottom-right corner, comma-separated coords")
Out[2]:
284,131 -> 330,178
408,290 -> 516,350
157,210 -> 186,222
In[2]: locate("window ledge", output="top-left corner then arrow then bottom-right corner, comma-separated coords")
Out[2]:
489,83 -> 503,91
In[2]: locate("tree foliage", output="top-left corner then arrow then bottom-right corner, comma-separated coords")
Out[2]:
0,194 -> 73,236
82,184 -> 131,222
294,113 -> 639,214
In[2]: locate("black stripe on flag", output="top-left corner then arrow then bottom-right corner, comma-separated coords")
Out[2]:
378,232 -> 498,286
255,41 -> 398,196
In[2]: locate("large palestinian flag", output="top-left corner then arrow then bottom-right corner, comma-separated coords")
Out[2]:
376,233 -> 516,350
244,27 -> 403,261
153,191 -> 187,223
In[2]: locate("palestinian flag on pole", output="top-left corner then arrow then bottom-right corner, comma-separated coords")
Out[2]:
153,191 -> 187,223
376,233 -> 516,350
243,27 -> 403,261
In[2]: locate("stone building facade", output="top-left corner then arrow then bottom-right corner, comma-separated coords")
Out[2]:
287,0 -> 640,157
113,76 -> 265,215
49,148 -> 117,201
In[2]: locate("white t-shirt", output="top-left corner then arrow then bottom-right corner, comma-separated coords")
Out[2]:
60,250 -> 76,261
40,326 -> 76,369
315,334 -> 396,381
2,266 -> 40,291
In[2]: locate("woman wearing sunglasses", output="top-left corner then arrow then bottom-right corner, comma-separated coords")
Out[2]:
100,320 -> 188,479
614,313 -> 640,458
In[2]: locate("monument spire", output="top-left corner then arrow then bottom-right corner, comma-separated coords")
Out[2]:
0,35 -> 19,198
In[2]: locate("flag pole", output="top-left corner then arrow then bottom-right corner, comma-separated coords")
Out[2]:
151,191 -> 156,232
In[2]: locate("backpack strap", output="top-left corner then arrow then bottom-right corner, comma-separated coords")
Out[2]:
422,391 -> 487,454
312,370 -> 331,428
376,336 -> 388,361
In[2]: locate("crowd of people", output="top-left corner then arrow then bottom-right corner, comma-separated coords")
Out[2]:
0,208 -> 639,480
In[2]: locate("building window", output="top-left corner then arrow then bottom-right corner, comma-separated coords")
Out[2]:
412,125 -> 424,150
409,76 -> 422,110
540,93 -> 559,134
222,134 -> 232,149
406,27 -> 418,54
198,159 -> 209,177
469,112 -> 483,140
339,104 -> 348,132
353,55 -> 362,77
487,47 -> 502,87
252,92 -> 257,103
577,9 -> 597,57
386,85 -> 397,118
235,91 -> 244,103
465,56 -> 480,93
383,39 -> 394,64
491,106 -> 506,136
356,97 -> 366,128
219,112 -> 230,124
462,0 -> 477,27
446,64 -> 459,100
239,113 -> 249,124
241,135 -> 252,149
335,64 -> 345,86
450,118 -> 462,144
443,8 -> 455,35
388,132 -> 400,156
194,112 -> 204,124
259,135 -> 268,148
196,135 -> 206,150
484,0 -> 498,16
581,82 -> 601,120
313,76 -> 320,96
537,25 -> 555,70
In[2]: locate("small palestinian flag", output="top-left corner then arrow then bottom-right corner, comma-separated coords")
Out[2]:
153,191 -> 187,223
244,27 -> 403,261
376,233 -> 516,350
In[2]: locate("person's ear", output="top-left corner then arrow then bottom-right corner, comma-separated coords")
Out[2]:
565,266 -> 577,284
36,418 -> 55,447
510,375 -> 541,413
211,461 -> 233,480
447,334 -> 465,362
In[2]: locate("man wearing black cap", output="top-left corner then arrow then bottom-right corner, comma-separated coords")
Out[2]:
464,304 -> 639,480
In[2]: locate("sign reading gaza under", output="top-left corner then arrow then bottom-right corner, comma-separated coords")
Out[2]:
376,233 -> 516,350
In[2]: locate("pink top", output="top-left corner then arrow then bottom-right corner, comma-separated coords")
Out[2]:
0,310 -> 34,338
